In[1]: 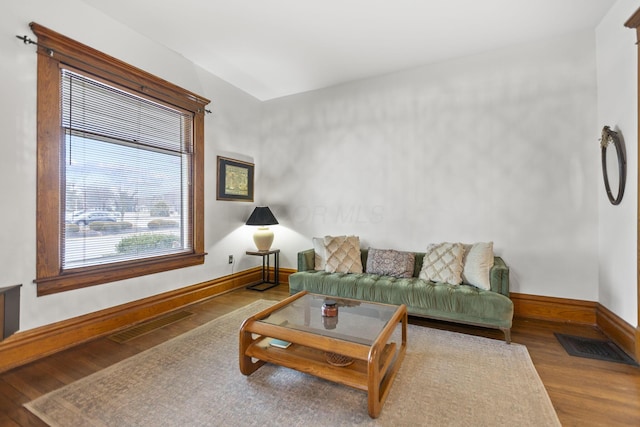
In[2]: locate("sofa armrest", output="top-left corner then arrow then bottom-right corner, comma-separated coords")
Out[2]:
297,249 -> 315,271
490,257 -> 510,297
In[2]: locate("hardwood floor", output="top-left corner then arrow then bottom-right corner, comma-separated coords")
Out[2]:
1,284 -> 638,426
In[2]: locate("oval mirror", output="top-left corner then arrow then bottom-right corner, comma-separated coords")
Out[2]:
600,126 -> 626,205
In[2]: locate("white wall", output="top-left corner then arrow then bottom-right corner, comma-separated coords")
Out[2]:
596,0 -> 638,327
1,0 -> 264,331
261,31 -> 600,301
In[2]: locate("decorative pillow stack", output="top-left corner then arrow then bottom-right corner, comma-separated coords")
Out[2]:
419,241 -> 494,289
312,236 -> 494,290
313,235 -> 363,274
366,248 -> 415,278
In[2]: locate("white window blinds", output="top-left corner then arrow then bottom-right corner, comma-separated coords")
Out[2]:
61,68 -> 194,269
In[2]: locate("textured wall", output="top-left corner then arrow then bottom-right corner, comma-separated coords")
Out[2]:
596,0 -> 638,327
261,31 -> 600,301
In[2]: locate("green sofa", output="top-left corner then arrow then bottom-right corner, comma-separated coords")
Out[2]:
289,248 -> 514,343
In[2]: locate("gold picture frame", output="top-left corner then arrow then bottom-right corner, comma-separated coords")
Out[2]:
216,156 -> 254,202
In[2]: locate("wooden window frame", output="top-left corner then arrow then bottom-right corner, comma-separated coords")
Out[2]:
32,23 -> 209,296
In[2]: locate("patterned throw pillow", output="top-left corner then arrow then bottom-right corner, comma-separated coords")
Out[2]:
461,242 -> 494,290
324,235 -> 363,274
366,248 -> 415,278
419,242 -> 464,285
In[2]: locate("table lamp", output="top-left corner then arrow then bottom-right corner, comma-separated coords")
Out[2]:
246,206 -> 279,251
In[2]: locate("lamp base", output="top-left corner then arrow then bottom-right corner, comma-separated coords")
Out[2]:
253,227 -> 274,251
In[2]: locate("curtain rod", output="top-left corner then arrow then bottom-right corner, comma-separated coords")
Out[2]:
14,34 -> 212,115
16,35 -> 54,56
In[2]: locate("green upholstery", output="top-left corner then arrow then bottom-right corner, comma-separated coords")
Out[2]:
290,248 -> 513,342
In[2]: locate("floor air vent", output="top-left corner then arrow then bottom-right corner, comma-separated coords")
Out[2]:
554,333 -> 638,366
109,311 -> 193,343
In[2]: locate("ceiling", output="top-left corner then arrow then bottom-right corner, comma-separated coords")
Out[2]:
81,0 -> 615,101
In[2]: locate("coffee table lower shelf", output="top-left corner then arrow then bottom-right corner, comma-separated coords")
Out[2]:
245,338 -> 397,392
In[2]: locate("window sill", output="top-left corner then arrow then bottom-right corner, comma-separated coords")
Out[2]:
35,252 -> 206,296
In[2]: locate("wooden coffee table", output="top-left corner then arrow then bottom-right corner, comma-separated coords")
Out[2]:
239,291 -> 407,418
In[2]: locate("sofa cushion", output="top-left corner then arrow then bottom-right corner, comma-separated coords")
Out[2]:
288,270 -> 513,329
366,248 -> 415,278
419,242 -> 464,285
462,242 -> 494,290
324,235 -> 363,274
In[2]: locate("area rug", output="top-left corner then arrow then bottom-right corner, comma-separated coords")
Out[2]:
26,301 -> 560,426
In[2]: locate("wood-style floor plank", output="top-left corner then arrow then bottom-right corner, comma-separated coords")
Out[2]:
0,379 -> 46,427
0,284 -> 638,426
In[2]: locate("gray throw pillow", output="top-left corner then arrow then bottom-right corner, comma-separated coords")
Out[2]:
366,248 -> 415,278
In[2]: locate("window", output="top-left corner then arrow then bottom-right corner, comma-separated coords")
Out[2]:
61,70 -> 193,269
33,23 -> 209,295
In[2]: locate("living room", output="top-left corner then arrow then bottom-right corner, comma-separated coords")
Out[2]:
0,0 -> 638,423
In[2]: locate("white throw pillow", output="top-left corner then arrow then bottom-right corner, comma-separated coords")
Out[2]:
461,242 -> 494,290
419,242 -> 464,285
324,235 -> 363,274
312,237 -> 326,271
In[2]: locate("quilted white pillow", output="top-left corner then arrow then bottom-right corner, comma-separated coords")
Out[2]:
312,237 -> 326,271
419,242 -> 464,285
461,242 -> 494,290
324,235 -> 363,274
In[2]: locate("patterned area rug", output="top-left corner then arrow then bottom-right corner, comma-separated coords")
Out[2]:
26,301 -> 560,426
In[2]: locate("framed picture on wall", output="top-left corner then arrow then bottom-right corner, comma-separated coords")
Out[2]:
216,156 -> 254,202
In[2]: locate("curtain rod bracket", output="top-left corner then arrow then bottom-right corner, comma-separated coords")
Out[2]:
16,34 -> 54,56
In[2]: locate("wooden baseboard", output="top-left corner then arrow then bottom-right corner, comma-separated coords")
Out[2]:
1,277 -> 633,373
512,292 -> 637,361
279,268 -> 294,288
0,267 -> 267,374
245,268 -> 295,289
596,303 -> 638,360
511,292 -> 597,324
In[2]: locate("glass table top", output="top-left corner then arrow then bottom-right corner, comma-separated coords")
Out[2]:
258,293 -> 399,345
